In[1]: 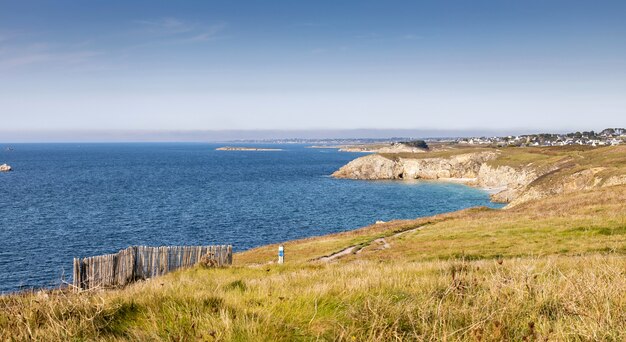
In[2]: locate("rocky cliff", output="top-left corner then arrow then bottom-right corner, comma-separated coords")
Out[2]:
332,147 -> 626,207
331,151 -> 533,203
476,164 -> 546,203
507,167 -> 626,206
332,152 -> 499,181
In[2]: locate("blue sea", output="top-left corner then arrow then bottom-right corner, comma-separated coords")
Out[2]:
0,143 -> 503,293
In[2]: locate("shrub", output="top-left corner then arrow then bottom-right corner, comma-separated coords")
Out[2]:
400,140 -> 429,149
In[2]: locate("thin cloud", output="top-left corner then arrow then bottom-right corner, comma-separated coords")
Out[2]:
2,53 -> 50,68
0,43 -> 102,70
401,34 -> 422,40
183,23 -> 227,42
133,17 -> 193,35
132,18 -> 227,44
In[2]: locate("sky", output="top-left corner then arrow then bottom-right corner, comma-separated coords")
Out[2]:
1,1 -> 625,140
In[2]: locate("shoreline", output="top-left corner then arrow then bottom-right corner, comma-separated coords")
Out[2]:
6,146 -> 625,296
215,146 -> 283,151
356,175 -> 508,196
4,181 -> 625,338
421,177 -> 508,195
330,150 -> 519,205
3,178 -> 503,296
330,145 -> 626,207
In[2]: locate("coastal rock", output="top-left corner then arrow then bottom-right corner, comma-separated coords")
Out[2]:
332,152 -> 497,181
401,152 -> 496,179
332,147 -> 626,207
508,167 -> 626,207
332,154 -> 402,179
332,151 -> 551,206
477,164 -> 543,203
0,164 -> 12,172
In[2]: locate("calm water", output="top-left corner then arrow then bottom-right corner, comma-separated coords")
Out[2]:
0,143 -> 502,293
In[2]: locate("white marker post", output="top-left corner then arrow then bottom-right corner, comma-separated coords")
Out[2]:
278,245 -> 284,264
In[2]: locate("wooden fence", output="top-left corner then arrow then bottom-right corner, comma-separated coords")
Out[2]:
73,245 -> 232,290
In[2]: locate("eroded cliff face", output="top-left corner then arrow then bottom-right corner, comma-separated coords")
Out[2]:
507,167 -> 626,206
332,147 -> 626,207
331,154 -> 402,180
400,152 -> 496,179
332,152 -> 497,181
476,164 -> 545,203
333,151 -> 626,207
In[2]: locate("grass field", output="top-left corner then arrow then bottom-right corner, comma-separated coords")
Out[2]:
1,147 -> 625,341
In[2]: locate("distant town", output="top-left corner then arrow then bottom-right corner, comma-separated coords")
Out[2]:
454,128 -> 625,147
231,128 -> 625,147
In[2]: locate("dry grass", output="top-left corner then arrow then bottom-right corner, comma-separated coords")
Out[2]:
2,255 -> 624,341
379,147 -> 493,161
235,185 -> 625,266
1,152 -> 625,340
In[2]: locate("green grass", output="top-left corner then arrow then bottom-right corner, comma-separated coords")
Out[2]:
1,147 -> 625,341
379,146 -> 492,161
3,254 -> 625,341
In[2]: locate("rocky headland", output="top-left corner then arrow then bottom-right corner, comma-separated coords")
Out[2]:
310,142 -> 427,154
339,143 -> 427,154
216,147 -> 283,151
332,146 -> 626,207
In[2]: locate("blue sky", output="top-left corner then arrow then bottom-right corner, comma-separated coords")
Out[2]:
1,1 -> 625,136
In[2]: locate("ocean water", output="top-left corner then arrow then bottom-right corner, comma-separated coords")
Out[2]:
0,143 -> 503,293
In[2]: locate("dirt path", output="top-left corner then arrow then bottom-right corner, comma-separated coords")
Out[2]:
315,225 -> 425,262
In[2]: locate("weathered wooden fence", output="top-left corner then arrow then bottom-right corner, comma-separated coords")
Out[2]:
73,245 -> 232,290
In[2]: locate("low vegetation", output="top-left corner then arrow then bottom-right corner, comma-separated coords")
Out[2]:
399,140 -> 429,149
1,147 -> 625,341
379,146 -> 492,161
4,253 -> 624,341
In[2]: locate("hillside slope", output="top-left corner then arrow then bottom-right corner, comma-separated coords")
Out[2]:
1,147 -> 625,341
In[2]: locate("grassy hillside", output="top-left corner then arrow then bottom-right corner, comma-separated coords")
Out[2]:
1,148 -> 625,341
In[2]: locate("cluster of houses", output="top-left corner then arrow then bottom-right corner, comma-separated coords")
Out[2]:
457,128 -> 625,147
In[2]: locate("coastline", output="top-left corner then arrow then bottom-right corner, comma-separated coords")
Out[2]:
2,146 -> 625,339
330,145 -> 626,207
216,146 -> 283,151
423,177 -> 508,195
2,143 -> 502,294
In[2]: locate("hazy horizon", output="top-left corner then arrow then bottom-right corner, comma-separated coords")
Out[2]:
0,127 -> 618,143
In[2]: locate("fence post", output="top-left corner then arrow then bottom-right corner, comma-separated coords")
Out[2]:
73,258 -> 79,290
278,245 -> 284,264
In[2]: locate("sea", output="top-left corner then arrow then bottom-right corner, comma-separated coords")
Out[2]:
0,143 -> 503,293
